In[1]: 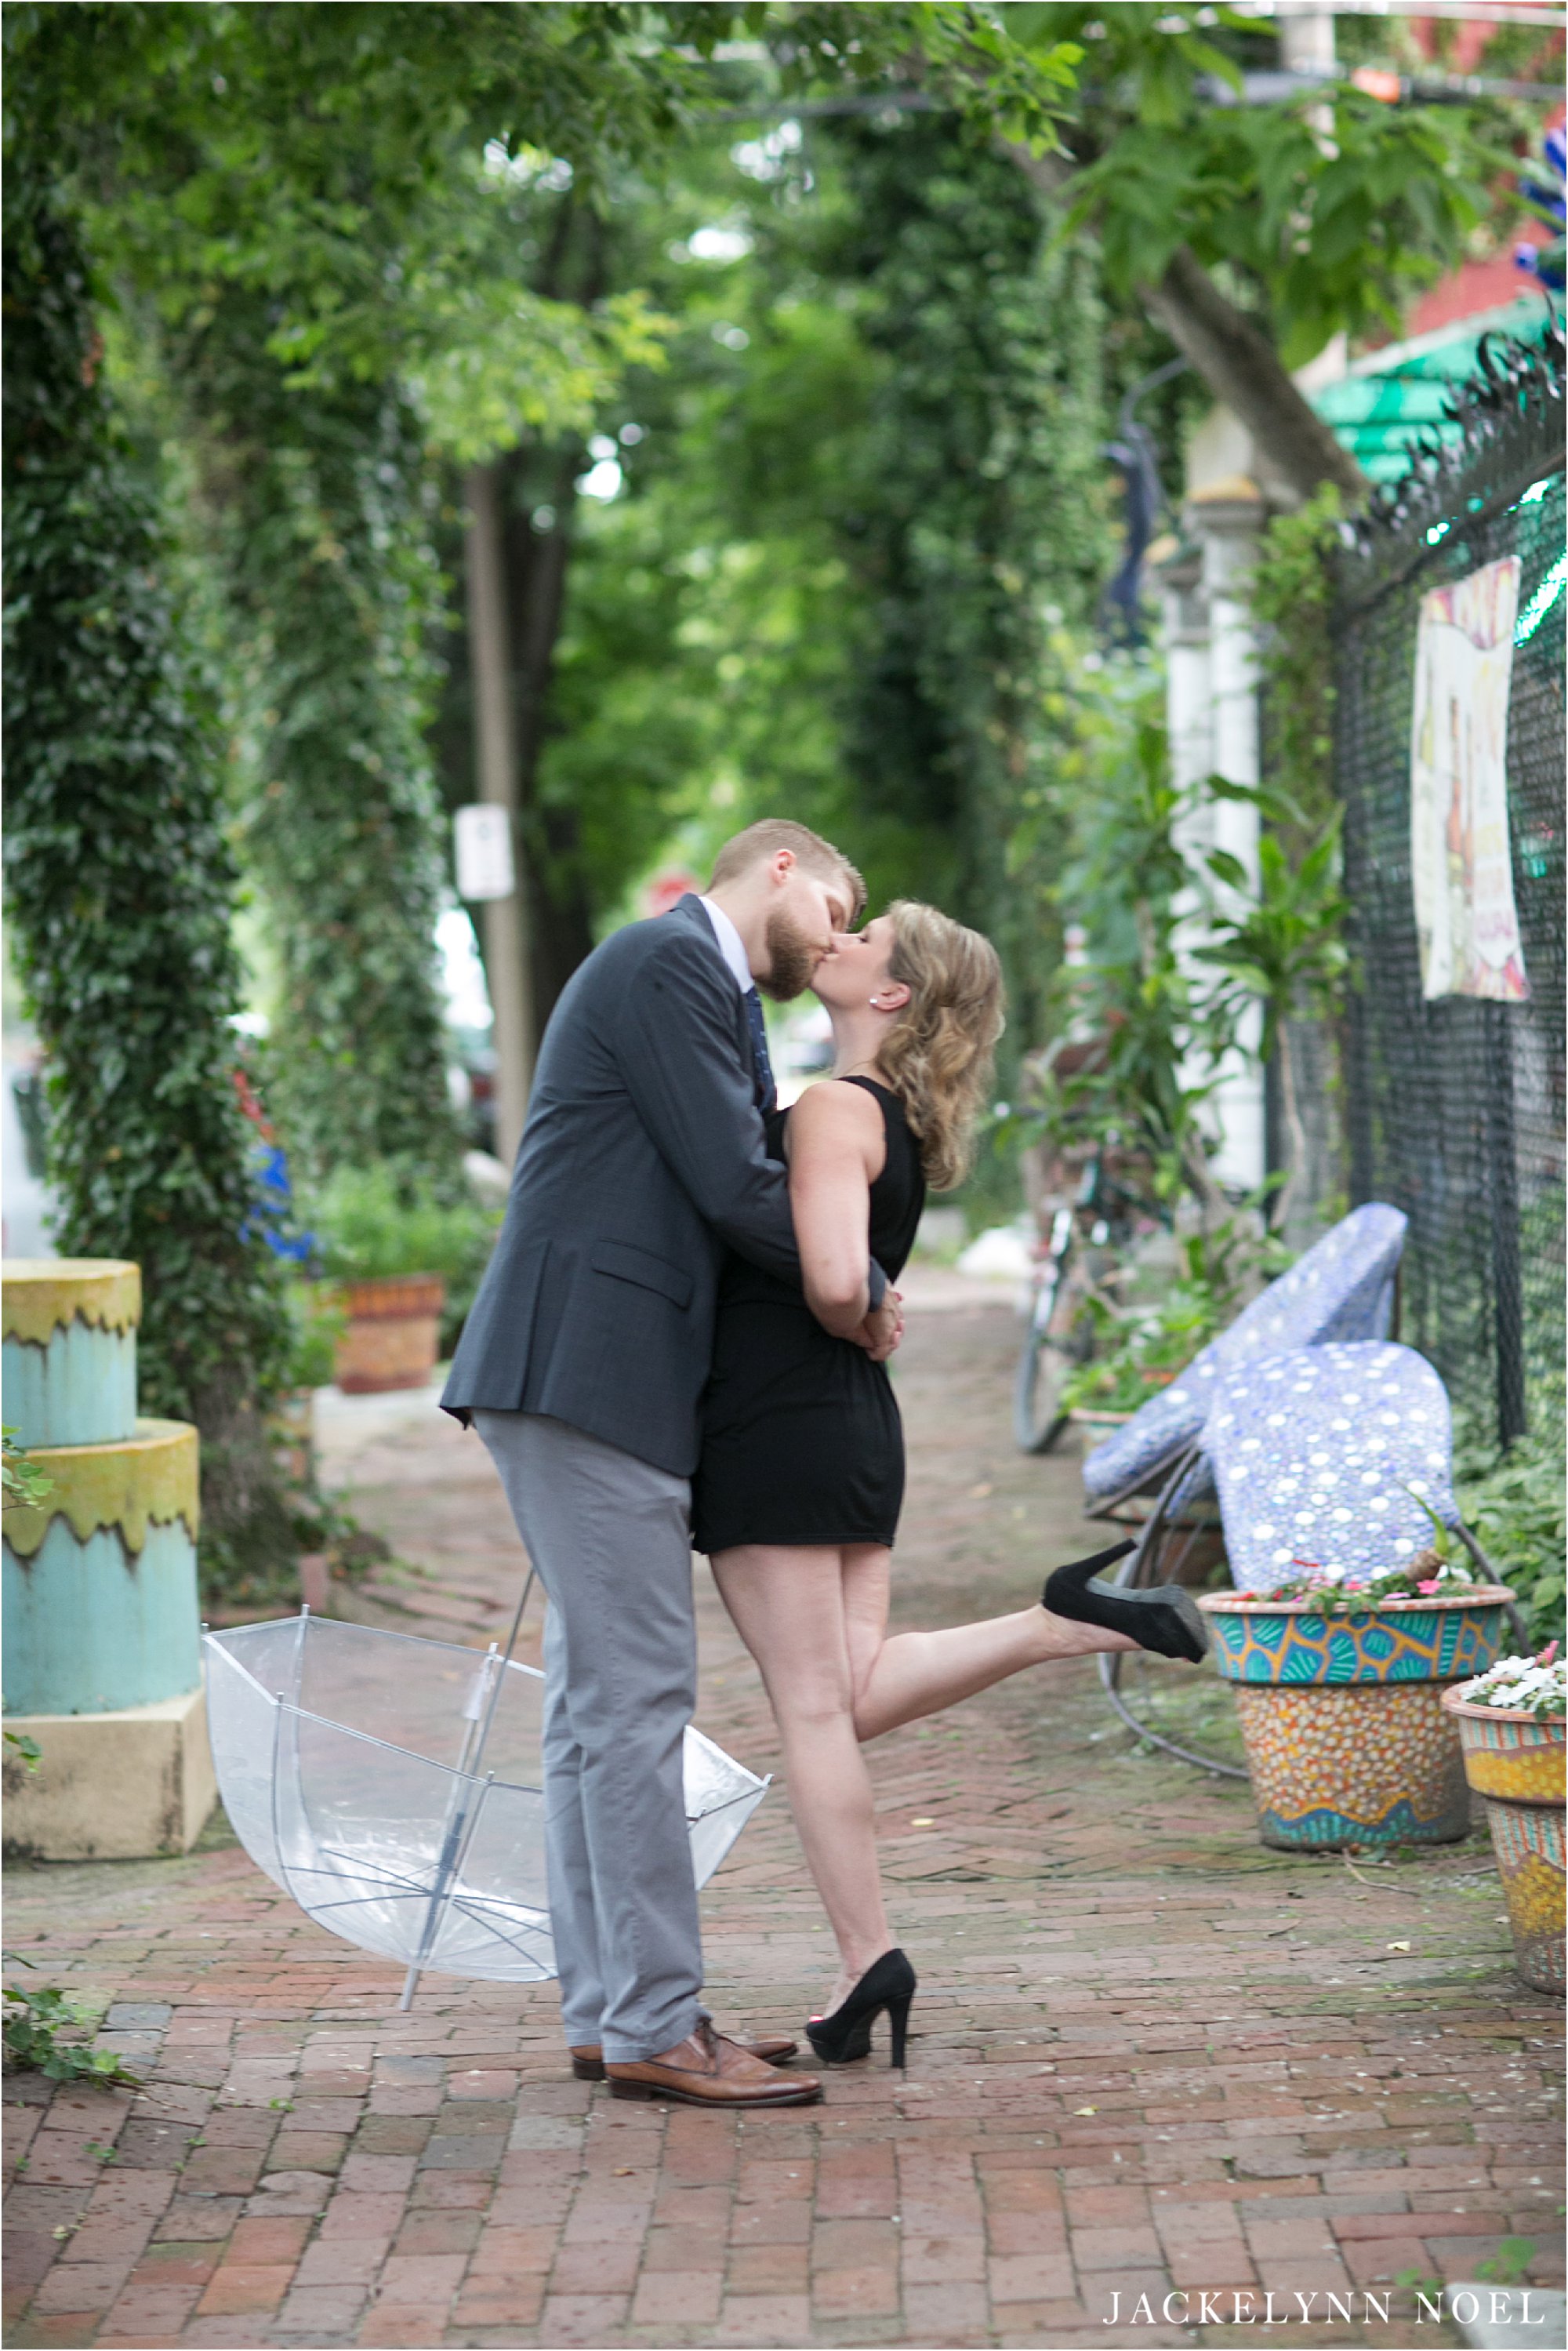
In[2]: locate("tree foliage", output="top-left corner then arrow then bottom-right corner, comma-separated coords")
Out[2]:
186,332 -> 461,1183
38,3 -> 740,1179
2,147 -> 292,1583
452,99 -> 1116,1072
1252,483 -> 1344,831
8,0 -> 1552,1303
1069,81 -> 1495,369
1018,668 -> 1231,1208
822,111 -> 1111,1048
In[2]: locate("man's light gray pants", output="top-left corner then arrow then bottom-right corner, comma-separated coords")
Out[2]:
473,1410 -> 704,2062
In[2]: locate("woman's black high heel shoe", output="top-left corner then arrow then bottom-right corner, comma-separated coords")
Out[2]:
805,1949 -> 916,2069
1044,1539 -> 1210,1665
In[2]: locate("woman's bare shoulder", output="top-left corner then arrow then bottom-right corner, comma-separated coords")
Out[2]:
786,1077 -> 886,1170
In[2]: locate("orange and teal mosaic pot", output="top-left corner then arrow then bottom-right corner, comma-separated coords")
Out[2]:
1200,1591 -> 1515,1851
1443,1690 -> 1565,1995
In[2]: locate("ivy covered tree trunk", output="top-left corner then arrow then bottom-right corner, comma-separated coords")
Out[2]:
2,167 -> 293,1592
193,328 -> 463,1188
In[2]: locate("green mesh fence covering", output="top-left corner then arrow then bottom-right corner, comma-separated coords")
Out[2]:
1331,325 -> 1565,1451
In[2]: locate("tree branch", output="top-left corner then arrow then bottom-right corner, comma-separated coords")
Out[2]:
1007,144 -> 1364,507
1141,246 -> 1365,505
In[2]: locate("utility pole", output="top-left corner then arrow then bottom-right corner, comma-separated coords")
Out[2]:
463,464 -> 534,1169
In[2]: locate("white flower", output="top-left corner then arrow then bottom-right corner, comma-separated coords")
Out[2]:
1457,1652 -> 1567,1720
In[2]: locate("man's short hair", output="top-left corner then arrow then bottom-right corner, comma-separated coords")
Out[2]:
709,820 -> 866,924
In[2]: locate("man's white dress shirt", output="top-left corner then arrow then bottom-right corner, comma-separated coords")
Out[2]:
699,895 -> 753,994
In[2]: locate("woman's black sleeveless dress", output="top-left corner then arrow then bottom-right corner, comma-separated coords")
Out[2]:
691,1076 -> 926,1553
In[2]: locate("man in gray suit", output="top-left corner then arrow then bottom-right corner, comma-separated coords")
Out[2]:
443,821 -> 898,2108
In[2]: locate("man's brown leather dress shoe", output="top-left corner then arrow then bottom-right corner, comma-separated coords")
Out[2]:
570,2032 -> 798,2083
604,2022 -> 822,2107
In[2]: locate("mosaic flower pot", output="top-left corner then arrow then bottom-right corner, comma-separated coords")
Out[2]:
1442,1688 -> 1566,1994
333,1275 -> 447,1395
1200,1590 -> 1515,1851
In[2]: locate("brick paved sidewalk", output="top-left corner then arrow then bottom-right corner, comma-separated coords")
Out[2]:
4,1293 -> 1563,2350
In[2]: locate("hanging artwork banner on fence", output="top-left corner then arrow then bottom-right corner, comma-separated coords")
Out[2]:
1409,554 -> 1529,1002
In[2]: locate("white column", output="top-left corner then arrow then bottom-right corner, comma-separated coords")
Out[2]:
1158,543 -> 1214,922
1188,483 -> 1268,1193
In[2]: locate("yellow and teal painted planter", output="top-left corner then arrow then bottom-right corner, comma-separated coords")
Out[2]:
3,1259 -> 201,1718
3,1259 -> 212,1859
2,1258 -> 139,1448
3,1419 -> 201,1715
1442,1688 -> 1565,1994
1200,1589 -> 1515,1851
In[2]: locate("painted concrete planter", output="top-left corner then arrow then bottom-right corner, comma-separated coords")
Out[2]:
333,1275 -> 447,1394
2,1258 -> 139,1447
1200,1589 -> 1515,1850
2,1259 -> 212,1858
3,1419 -> 201,1713
1442,1688 -> 1566,1994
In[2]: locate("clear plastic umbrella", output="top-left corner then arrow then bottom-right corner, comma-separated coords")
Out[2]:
203,1581 -> 768,2008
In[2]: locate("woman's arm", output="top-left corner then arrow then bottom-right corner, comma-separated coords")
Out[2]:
786,1081 -> 889,1339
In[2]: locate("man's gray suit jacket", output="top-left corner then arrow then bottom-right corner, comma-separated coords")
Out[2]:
441,893 -> 880,1477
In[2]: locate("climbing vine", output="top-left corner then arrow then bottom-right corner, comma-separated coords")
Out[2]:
188,318 -> 463,1187
822,111 -> 1115,1053
2,160 -> 292,1586
1252,482 -> 1345,835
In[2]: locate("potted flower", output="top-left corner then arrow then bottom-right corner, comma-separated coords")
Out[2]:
1200,1547 -> 1515,1851
1442,1648 -> 1565,1993
307,1165 -> 497,1395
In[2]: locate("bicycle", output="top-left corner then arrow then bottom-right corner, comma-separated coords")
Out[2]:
1013,1146 -> 1166,1454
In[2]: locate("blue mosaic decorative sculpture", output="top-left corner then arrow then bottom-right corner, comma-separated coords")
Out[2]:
1082,1202 -> 1408,1509
1203,1339 -> 1457,1591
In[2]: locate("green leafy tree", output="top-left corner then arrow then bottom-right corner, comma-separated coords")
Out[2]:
40,1 -> 747,1165
426,121 -> 877,1023
191,347 -> 461,1183
448,98 -> 1113,1072
2,141 -> 292,1586
818,110 -> 1112,1046
961,4 -> 1507,500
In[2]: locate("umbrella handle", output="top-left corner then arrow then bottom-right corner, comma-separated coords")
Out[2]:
499,1568 -> 536,1667
464,1566 -> 538,1773
398,1768 -> 496,2012
398,1569 -> 537,2014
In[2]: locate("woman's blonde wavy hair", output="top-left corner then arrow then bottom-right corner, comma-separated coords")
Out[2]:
878,902 -> 1005,1193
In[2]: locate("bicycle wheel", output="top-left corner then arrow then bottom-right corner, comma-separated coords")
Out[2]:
1014,1257 -> 1095,1455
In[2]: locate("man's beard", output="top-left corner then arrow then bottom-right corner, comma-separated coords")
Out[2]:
757,907 -> 821,1002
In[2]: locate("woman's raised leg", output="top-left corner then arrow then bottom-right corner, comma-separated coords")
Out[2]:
839,1544 -> 1137,1742
710,1542 -> 895,2015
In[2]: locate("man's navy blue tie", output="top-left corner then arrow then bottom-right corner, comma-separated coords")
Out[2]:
743,987 -> 776,1113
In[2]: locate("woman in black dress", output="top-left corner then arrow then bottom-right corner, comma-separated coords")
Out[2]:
693,903 -> 1205,2066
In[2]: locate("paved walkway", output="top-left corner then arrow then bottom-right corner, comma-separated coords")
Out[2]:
4,1287 -> 1563,2349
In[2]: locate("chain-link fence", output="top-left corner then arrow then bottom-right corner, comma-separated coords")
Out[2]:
1330,324 -> 1565,1451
